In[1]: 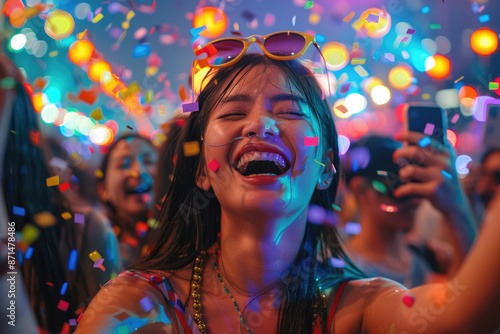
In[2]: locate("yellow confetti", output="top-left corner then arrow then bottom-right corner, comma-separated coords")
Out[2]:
94,169 -> 104,179
351,58 -> 366,65
92,13 -> 104,23
61,212 -> 72,220
90,107 -> 103,121
77,29 -> 87,40
89,250 -> 102,262
421,93 -> 431,100
353,65 -> 369,77
183,141 -> 200,157
21,224 -> 40,246
233,22 -> 239,31
158,104 -> 166,115
49,51 -> 58,57
121,21 -> 130,30
454,76 -> 464,84
145,66 -> 158,77
46,175 -> 60,187
353,42 -> 359,51
126,11 -> 135,21
314,159 -> 325,167
34,211 -> 57,227
145,90 -> 154,104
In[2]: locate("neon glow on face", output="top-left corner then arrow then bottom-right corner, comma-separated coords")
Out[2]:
201,65 -> 324,220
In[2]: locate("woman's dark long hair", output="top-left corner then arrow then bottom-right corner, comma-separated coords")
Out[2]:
133,54 -> 364,333
2,83 -> 83,332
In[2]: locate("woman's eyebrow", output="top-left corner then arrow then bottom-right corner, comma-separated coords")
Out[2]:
271,94 -> 306,105
221,94 -> 252,104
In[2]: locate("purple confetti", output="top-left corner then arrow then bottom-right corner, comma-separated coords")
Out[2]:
384,53 -> 395,62
74,213 -> 84,224
406,28 -> 416,35
451,114 -> 460,124
139,296 -> 154,312
401,36 -> 409,43
93,258 -> 104,268
182,102 -> 199,113
423,123 -> 435,136
365,13 -> 380,23
345,222 -> 361,235
339,82 -> 352,94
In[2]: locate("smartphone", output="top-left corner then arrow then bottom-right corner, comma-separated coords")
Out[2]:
405,103 -> 447,145
483,104 -> 500,148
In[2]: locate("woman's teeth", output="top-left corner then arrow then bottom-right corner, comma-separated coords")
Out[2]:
235,151 -> 287,175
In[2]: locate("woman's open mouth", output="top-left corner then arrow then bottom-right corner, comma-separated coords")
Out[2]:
233,151 -> 290,177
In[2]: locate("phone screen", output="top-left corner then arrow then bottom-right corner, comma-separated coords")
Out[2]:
483,105 -> 500,148
407,105 -> 447,144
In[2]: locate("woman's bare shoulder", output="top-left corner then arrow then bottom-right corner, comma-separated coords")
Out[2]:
75,274 -> 180,333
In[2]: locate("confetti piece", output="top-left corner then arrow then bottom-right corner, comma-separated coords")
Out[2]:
451,114 -> 460,124
441,170 -> 452,179
384,53 -> 395,62
132,43 -> 151,58
454,76 -> 464,84
208,159 -> 220,172
331,204 -> 341,212
423,123 -> 435,136
429,24 -> 441,29
406,28 -> 416,35
92,13 -> 103,23
401,36 -> 409,43
345,222 -> 361,235
178,84 -> 187,101
90,107 -> 103,121
315,34 -> 326,43
292,15 -> 296,26
304,136 -> 319,146
58,300 -> 69,311
418,136 -> 432,148
127,125 -> 134,130
182,102 -> 199,113
0,77 -> 16,89
135,221 -> 148,237
60,282 -> 68,295
139,296 -> 154,312
183,141 -> 200,157
190,25 -> 206,36
372,180 -> 387,194
69,319 -> 77,326
147,218 -> 158,228
365,13 -> 379,23
376,170 -> 388,176
89,250 -> 102,262
13,206 -> 26,216
373,49 -> 380,61
353,65 -> 369,77
21,224 -> 39,245
74,213 -> 84,224
68,249 -> 78,271
330,257 -> 346,268
126,10 -> 135,21
46,175 -> 60,187
380,204 -> 398,213
25,247 -> 33,260
78,90 -> 97,105
343,11 -> 355,22
351,58 -> 366,65
489,82 -> 499,90
402,292 -> 415,307
421,6 -> 430,14
114,312 -> 131,321
59,182 -> 70,192
314,159 -> 325,167
93,258 -> 105,268
61,212 -> 72,220
334,104 -> 349,114
479,14 -> 490,23
94,169 -> 104,179
34,211 -> 57,227
353,42 -> 359,51
304,1 -> 313,9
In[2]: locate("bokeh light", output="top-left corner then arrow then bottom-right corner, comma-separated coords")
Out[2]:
338,135 -> 351,156
322,42 -> 349,71
388,65 -> 413,90
447,129 -> 457,147
68,40 -> 95,65
10,33 -> 26,51
32,92 -> 49,113
44,10 -> 75,40
425,54 -> 451,79
345,93 -> 367,114
40,105 -> 59,124
192,7 -> 228,39
333,98 -> 351,119
90,125 -> 115,146
371,85 -> 391,105
88,60 -> 112,83
470,28 -> 499,56
355,8 -> 391,38
456,155 -> 472,175
458,86 -> 477,107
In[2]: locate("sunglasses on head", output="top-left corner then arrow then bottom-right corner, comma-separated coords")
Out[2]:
195,31 -> 318,68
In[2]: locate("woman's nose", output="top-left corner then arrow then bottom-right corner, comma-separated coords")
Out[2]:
243,116 -> 279,140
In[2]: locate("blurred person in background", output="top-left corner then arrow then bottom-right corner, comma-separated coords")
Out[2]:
342,135 -> 477,287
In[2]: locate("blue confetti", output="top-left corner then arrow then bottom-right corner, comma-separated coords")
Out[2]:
132,43 -> 151,58
139,296 -> 154,312
345,222 -> 361,235
315,34 -> 326,43
60,282 -> 68,295
17,249 -> 23,266
418,136 -> 432,148
25,247 -> 34,260
421,6 -> 430,14
68,249 -> 78,271
190,26 -> 206,36
441,170 -> 452,179
479,14 -> 490,23
13,206 -> 26,216
373,49 -> 380,61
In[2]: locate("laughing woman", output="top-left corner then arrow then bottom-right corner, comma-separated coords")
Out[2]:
77,32 -> 500,334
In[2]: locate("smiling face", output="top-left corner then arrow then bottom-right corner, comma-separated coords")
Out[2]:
199,64 -> 330,221
99,137 -> 158,224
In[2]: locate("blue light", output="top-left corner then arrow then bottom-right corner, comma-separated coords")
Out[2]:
421,6 -> 430,14
410,48 -> 431,72
59,125 -> 75,137
45,86 -> 61,103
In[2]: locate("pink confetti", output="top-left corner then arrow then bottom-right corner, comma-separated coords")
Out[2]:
304,137 -> 319,146
208,159 -> 220,172
93,258 -> 105,268
401,36 -> 409,43
451,114 -> 460,124
423,123 -> 435,136
58,300 -> 69,311
402,292 -> 415,307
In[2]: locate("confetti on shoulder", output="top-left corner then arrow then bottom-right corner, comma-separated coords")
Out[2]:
182,102 -> 199,113
304,136 -> 319,146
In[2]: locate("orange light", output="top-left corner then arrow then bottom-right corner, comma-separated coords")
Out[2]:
2,0 -> 24,17
88,60 -> 111,83
425,54 -> 451,80
193,7 -> 228,39
100,73 -> 125,97
447,130 -> 457,148
31,92 -> 48,113
353,8 -> 391,38
68,40 -> 95,66
388,65 -> 413,90
470,28 -> 499,56
458,86 -> 478,107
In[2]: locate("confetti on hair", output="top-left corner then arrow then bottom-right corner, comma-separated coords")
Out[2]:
136,221 -> 149,237
60,282 -> 68,295
304,136 -> 319,146
345,222 -> 361,235
127,125 -> 134,130
377,170 -> 388,176
331,203 -> 341,212
183,141 -> 200,157
402,292 -> 415,307
61,212 -> 72,220
182,102 -> 199,113
314,159 -> 325,167
380,204 -> 398,213
330,257 -> 346,268
94,169 -> 104,179
93,258 -> 105,268
89,250 -> 102,262
13,206 -> 26,216
67,249 -> 78,271
208,159 -> 220,172
59,182 -> 70,192
372,180 -> 388,194
0,77 -> 16,89
58,300 -> 69,311
25,247 -> 34,259
46,175 -> 60,187
74,213 -> 85,224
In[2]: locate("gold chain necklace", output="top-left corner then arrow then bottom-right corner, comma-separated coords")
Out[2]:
190,251 -> 327,334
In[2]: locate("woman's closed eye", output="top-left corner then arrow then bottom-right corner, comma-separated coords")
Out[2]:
277,110 -> 308,118
218,112 -> 247,119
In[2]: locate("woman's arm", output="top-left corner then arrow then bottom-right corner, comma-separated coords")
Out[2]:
75,274 -> 178,333
362,188 -> 500,333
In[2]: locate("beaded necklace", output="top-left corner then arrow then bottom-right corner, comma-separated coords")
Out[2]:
191,251 -> 327,334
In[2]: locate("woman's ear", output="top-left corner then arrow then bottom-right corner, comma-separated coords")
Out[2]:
196,164 -> 212,191
96,181 -> 109,202
316,148 -> 336,190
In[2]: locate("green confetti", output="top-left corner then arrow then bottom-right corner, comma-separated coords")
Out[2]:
0,77 -> 16,89
331,204 -> 341,212
489,82 -> 499,90
372,180 -> 388,194
429,24 -> 441,29
304,1 -> 313,9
